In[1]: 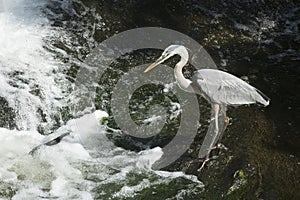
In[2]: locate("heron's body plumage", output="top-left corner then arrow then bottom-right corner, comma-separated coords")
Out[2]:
191,69 -> 270,107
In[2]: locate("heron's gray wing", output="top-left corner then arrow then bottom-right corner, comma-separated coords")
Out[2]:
191,69 -> 269,106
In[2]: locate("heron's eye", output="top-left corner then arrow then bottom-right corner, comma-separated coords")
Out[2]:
162,52 -> 169,57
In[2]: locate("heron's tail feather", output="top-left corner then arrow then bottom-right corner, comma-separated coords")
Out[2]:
255,89 -> 270,107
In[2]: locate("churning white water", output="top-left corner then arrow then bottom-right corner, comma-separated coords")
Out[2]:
0,1 -> 201,199
0,0 -> 69,131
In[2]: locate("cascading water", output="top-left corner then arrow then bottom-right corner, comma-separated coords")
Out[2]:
0,1 -> 202,199
0,0 -> 69,132
2,0 -> 298,198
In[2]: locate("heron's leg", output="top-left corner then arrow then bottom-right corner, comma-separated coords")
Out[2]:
212,143 -> 228,151
215,105 -> 230,146
221,105 -> 230,136
198,104 -> 220,171
197,156 -> 210,171
210,103 -> 220,149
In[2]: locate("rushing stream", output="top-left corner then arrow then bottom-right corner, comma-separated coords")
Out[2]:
0,0 -> 299,199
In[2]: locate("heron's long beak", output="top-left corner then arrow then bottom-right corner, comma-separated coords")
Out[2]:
144,56 -> 166,73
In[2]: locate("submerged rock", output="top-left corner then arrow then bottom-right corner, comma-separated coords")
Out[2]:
0,97 -> 16,129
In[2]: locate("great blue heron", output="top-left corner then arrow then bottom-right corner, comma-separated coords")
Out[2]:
144,45 -> 270,171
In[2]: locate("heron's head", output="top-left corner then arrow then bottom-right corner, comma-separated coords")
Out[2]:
144,45 -> 188,73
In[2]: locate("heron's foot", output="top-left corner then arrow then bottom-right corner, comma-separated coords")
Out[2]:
212,143 -> 228,151
197,157 -> 210,172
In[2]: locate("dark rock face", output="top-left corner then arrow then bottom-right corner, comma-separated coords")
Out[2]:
0,97 -> 16,129
8,0 -> 296,199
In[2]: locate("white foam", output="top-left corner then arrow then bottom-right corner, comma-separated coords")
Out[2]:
113,179 -> 151,198
0,111 -> 202,199
136,147 -> 163,170
0,0 -> 68,131
94,110 -> 109,120
0,1 -> 202,199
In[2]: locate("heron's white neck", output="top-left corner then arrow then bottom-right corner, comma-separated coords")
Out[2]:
174,57 -> 193,93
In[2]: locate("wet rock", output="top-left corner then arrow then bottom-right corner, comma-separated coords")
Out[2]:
47,0 -> 300,198
196,107 -> 299,199
0,97 -> 16,129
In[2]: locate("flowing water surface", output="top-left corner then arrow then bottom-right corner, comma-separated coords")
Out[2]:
0,0 -> 299,199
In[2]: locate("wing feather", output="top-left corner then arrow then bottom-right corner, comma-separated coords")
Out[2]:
191,69 -> 269,106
